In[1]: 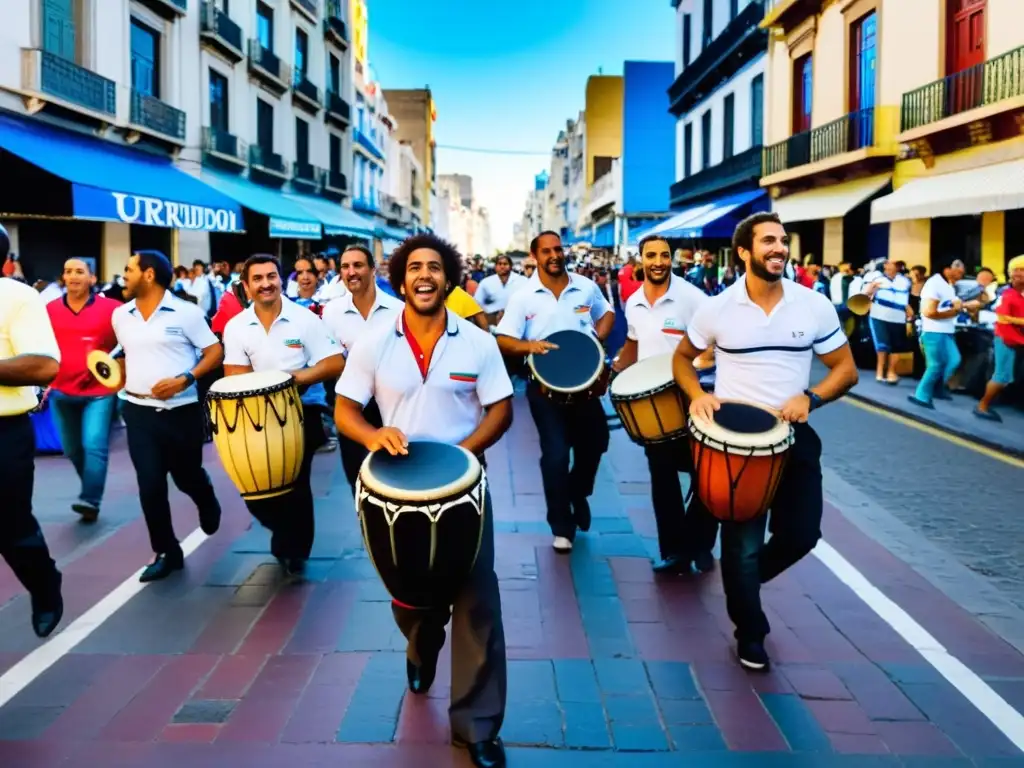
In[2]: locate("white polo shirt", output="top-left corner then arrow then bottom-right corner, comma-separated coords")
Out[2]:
112,290 -> 219,409
321,287 -> 404,358
0,278 -> 61,417
222,297 -> 342,408
336,310 -> 513,445
474,272 -> 527,314
625,274 -> 709,361
494,272 -> 612,341
862,271 -> 911,324
919,273 -> 958,334
685,276 -> 847,411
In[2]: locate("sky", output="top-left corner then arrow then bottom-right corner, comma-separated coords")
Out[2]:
366,0 -> 676,249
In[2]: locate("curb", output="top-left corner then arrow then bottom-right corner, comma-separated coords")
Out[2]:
846,391 -> 1024,461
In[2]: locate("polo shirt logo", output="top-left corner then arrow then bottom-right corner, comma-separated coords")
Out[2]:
662,319 -> 684,336
165,326 -> 186,337
574,305 -> 591,315
450,372 -> 478,382
283,338 -> 304,349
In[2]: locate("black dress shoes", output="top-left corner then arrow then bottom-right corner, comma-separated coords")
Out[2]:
652,555 -> 691,574
139,551 -> 184,583
31,572 -> 63,639
198,500 -> 222,536
572,498 -> 592,532
406,654 -> 439,695
453,737 -> 506,768
692,551 -> 716,573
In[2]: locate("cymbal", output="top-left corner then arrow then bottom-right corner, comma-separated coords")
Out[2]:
87,350 -> 122,390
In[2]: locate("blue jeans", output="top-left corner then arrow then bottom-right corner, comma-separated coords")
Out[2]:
48,392 -> 117,508
915,332 -> 961,403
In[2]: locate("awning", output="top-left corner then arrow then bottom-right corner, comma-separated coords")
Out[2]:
592,221 -> 615,247
377,225 -> 409,241
774,173 -> 891,224
647,201 -> 718,236
0,113 -> 243,232
284,193 -> 376,237
626,218 -> 671,245
200,170 -> 321,239
870,161 -> 1024,224
662,189 -> 768,238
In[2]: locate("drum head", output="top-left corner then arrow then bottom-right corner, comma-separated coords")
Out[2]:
208,370 -> 293,396
361,441 -> 481,502
690,400 -> 793,454
610,353 -> 674,398
529,329 -> 604,393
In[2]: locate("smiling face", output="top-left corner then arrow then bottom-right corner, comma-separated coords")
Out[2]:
293,258 -> 318,298
739,221 -> 789,283
401,247 -> 448,316
640,238 -> 672,286
245,261 -> 283,308
533,233 -> 565,278
340,248 -> 374,297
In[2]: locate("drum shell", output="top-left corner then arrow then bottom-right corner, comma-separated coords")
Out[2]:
207,383 -> 305,500
611,383 -> 688,445
357,471 -> 487,610
690,432 -> 790,523
529,330 -> 608,405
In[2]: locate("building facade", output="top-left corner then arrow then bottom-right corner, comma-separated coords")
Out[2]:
578,75 -> 623,246
543,129 -> 570,236
382,87 -> 437,228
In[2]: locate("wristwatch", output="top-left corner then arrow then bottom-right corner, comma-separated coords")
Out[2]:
804,389 -> 823,412
180,371 -> 196,387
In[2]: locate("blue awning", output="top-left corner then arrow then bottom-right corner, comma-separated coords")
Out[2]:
646,201 -> 718,237
660,190 -> 768,239
627,218 -> 671,245
0,114 -> 243,232
283,193 -> 376,237
592,221 -> 615,247
377,225 -> 409,241
200,170 -> 322,239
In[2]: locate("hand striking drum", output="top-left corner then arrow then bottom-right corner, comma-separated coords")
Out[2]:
334,234 -> 513,768
673,212 -> 859,672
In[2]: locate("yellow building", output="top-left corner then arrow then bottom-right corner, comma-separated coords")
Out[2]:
580,75 -> 623,246
760,0 -> 1023,278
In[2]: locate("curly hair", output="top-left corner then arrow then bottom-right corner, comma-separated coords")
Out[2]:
388,234 -> 463,298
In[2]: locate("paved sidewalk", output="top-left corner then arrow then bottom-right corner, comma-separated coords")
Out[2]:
0,399 -> 1022,766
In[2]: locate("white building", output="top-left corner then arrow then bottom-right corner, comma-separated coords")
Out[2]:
0,0 -> 375,283
544,128 -> 570,235
659,0 -> 767,239
566,113 -> 587,238
382,133 -> 423,233
438,173 -> 491,258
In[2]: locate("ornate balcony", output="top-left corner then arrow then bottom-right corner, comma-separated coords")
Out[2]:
128,90 -> 186,145
669,0 -> 767,115
324,0 -> 348,48
325,91 -> 350,126
200,1 -> 244,63
247,40 -> 290,95
353,126 -> 385,161
20,49 -> 116,123
135,0 -> 186,20
292,73 -> 321,114
290,0 -> 317,23
202,126 -> 247,169
322,169 -> 348,198
249,144 -> 288,179
670,145 -> 762,208
293,161 -> 322,190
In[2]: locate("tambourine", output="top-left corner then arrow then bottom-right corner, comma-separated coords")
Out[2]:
87,350 -> 122,391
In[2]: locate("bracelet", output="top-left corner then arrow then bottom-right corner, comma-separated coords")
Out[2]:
180,371 -> 196,387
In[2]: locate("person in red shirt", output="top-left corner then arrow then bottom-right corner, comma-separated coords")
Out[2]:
211,280 -> 250,336
617,257 -> 642,303
45,259 -> 120,522
976,255 -> 1024,422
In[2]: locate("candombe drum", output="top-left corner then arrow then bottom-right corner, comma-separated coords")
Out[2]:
528,329 -> 608,404
688,400 -> 794,523
206,370 -> 305,500
609,353 -> 687,445
356,441 -> 487,609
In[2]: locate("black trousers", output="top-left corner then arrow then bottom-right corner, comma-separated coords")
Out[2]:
392,490 -> 506,744
339,399 -> 383,491
246,404 -> 327,561
720,422 -> 823,642
0,414 -> 61,595
122,402 -> 221,556
525,382 -> 610,540
644,439 -> 720,561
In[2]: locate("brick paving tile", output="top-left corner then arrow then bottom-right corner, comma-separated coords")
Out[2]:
1,399 -> 1024,765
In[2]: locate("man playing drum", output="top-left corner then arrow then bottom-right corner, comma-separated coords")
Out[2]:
613,234 -> 719,575
495,231 -> 615,553
321,245 -> 404,491
335,234 -> 513,768
672,213 -> 858,671
222,255 -> 344,576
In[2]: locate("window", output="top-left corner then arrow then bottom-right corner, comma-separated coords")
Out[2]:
723,93 -> 735,160
682,14 -> 691,68
294,28 -> 308,77
256,2 -> 273,50
130,18 -> 160,98
750,74 -> 764,146
700,110 -> 712,169
209,69 -> 229,131
792,54 -> 813,133
702,0 -> 713,47
849,12 -> 877,112
295,117 -> 309,165
683,122 -> 693,177
42,0 -> 77,61
256,98 -> 274,149
330,132 -> 342,172
328,53 -> 340,94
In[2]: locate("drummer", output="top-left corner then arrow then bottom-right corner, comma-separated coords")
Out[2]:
672,212 -> 858,671
494,230 -> 615,553
320,245 -> 403,491
612,234 -> 719,575
335,233 -> 512,768
222,254 -> 344,576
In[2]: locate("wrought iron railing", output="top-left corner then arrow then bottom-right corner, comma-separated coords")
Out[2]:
202,126 -> 245,161
248,40 -> 290,85
291,0 -> 317,18
762,107 -> 876,176
670,145 -> 761,206
901,43 -> 1024,132
249,144 -> 286,174
293,73 -> 320,106
200,1 -> 243,55
35,49 -> 116,117
326,91 -> 350,122
324,0 -> 348,43
130,91 -> 185,140
293,161 -> 319,186
325,169 -> 347,192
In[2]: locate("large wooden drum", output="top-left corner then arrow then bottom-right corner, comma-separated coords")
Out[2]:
356,441 -> 486,609
206,370 -> 305,500
528,329 -> 607,404
609,353 -> 687,445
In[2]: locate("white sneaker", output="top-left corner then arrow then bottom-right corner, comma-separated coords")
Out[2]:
552,536 -> 573,553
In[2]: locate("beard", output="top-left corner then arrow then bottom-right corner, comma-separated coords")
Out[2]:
543,259 -> 565,277
748,256 -> 782,283
404,282 -> 446,316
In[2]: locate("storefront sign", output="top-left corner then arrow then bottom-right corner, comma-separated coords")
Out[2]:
269,218 -> 322,239
72,187 -> 243,232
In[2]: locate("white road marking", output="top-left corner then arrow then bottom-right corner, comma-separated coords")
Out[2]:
814,539 -> 1024,752
0,528 -> 209,709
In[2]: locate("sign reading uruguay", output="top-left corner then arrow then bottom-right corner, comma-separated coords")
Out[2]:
72,186 -> 244,233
